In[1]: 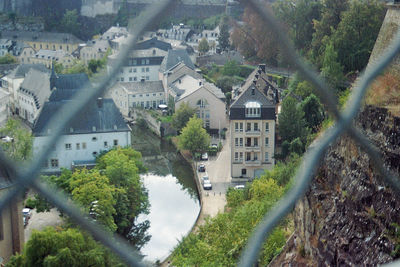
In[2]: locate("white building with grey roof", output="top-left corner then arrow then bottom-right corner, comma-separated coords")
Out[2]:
0,88 -> 10,126
106,80 -> 166,116
33,98 -> 131,172
30,49 -> 75,69
80,39 -> 110,64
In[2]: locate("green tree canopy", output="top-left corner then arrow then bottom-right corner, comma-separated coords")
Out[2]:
321,42 -> 344,90
301,94 -> 325,133
6,227 -> 124,267
178,116 -> 210,155
278,96 -> 309,144
60,9 -> 81,37
0,119 -> 32,161
198,37 -> 210,54
218,16 -> 230,51
0,53 -> 17,64
172,102 -> 196,133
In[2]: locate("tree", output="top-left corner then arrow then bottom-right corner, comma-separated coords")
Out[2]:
7,227 -> 124,267
172,102 -> 196,133
216,76 -> 236,93
273,0 -> 322,51
222,60 -> 240,76
0,54 -> 17,64
178,116 -> 210,156
278,96 -> 309,144
321,42 -> 344,90
60,9 -> 81,37
329,0 -> 385,72
0,119 -> 32,161
301,94 -> 325,133
198,38 -> 210,54
218,16 -> 230,51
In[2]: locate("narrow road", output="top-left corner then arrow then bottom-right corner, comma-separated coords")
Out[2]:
196,131 -> 231,222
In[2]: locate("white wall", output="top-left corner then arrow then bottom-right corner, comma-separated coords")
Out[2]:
34,131 -> 131,172
0,89 -> 9,127
115,65 -> 160,82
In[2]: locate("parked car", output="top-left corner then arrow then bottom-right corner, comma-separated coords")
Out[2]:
203,181 -> 212,190
201,152 -> 208,160
22,208 -> 31,219
202,174 -> 210,185
234,185 -> 245,190
211,143 -> 218,149
198,163 -> 206,172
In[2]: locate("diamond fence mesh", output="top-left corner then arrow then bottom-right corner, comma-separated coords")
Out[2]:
0,0 -> 400,266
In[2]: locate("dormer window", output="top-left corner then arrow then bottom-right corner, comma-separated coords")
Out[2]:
245,101 -> 261,118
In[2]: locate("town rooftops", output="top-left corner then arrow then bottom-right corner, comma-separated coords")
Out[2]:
50,73 -> 90,90
84,39 -> 110,52
101,26 -> 128,40
135,37 -> 172,51
1,31 -> 83,44
7,64 -> 49,79
19,69 -> 51,109
33,98 -> 130,137
160,49 -> 195,73
118,81 -> 164,94
166,62 -> 202,85
35,49 -> 71,60
178,80 -> 225,101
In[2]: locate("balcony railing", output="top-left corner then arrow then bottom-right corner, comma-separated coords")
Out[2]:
245,145 -> 260,151
244,160 -> 261,166
245,129 -> 261,136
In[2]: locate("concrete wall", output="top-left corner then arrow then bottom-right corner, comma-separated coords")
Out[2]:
33,130 -> 132,172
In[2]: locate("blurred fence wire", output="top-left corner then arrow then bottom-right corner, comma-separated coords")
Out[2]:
0,0 -> 399,266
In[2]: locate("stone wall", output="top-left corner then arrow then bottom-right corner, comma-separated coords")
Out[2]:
271,105 -> 400,266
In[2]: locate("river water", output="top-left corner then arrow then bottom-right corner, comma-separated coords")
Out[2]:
131,126 -> 200,262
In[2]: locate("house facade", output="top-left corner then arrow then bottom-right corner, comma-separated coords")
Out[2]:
80,39 -> 110,64
106,81 -> 165,116
1,31 -> 83,54
30,49 -> 75,69
229,65 -> 278,179
108,37 -> 171,82
33,98 -> 131,172
0,172 -> 24,264
0,88 -> 10,126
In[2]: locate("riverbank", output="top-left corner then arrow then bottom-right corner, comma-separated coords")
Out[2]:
161,133 -> 231,266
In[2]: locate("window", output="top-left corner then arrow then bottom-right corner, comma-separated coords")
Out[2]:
254,138 -> 258,147
265,152 -> 269,162
239,122 -> 243,132
265,137 -> 269,146
93,151 -> 98,156
92,137 -> 97,141
133,60 -> 137,65
141,59 -> 145,64
247,123 -> 251,132
239,138 -> 243,147
254,122 -> 259,131
142,67 -> 145,72
129,77 -> 132,81
129,68 -> 132,73
120,77 -> 124,82
42,159 -> 49,168
235,152 -> 238,161
82,142 -> 86,149
235,122 -> 239,132
239,152 -> 243,161
104,141 -> 108,148
51,159 -> 59,168
197,99 -> 208,108
246,138 -> 251,147
245,101 -> 261,118
114,139 -> 118,146
133,68 -> 137,73
254,153 -> 258,161
246,152 -> 251,161
146,67 -> 149,72
265,122 -> 269,132
146,59 -> 149,64
65,143 -> 72,150
76,143 -> 80,150
235,138 -> 239,147
241,168 -> 247,175
146,76 -> 149,80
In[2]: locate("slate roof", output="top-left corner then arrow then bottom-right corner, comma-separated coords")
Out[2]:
34,49 -> 71,60
101,26 -> 128,40
135,37 -> 172,51
84,39 -> 110,52
1,31 -> 83,44
118,81 -> 164,94
178,81 -> 225,101
8,64 -> 49,79
48,89 -> 81,102
0,64 -> 18,77
33,98 -> 130,136
160,49 -> 195,73
51,73 -> 90,90
166,62 -> 202,85
19,69 -> 51,109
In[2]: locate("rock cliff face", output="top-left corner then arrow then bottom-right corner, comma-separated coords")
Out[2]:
271,105 -> 400,266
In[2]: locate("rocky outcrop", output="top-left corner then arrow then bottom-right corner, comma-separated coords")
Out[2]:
271,105 -> 400,266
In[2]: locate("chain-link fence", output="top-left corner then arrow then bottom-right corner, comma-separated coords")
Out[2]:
1,0 -> 400,266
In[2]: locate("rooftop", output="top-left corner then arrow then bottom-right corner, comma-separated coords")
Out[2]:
1,31 -> 83,44
160,49 -> 195,73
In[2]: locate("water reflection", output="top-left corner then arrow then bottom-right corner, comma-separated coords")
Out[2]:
132,126 -> 200,261
138,174 -> 200,262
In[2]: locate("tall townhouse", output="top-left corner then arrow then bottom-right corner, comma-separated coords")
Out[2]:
229,65 -> 279,179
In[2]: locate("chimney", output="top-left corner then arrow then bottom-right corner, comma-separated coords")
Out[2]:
258,64 -> 266,73
97,97 -> 103,108
199,81 -> 203,86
